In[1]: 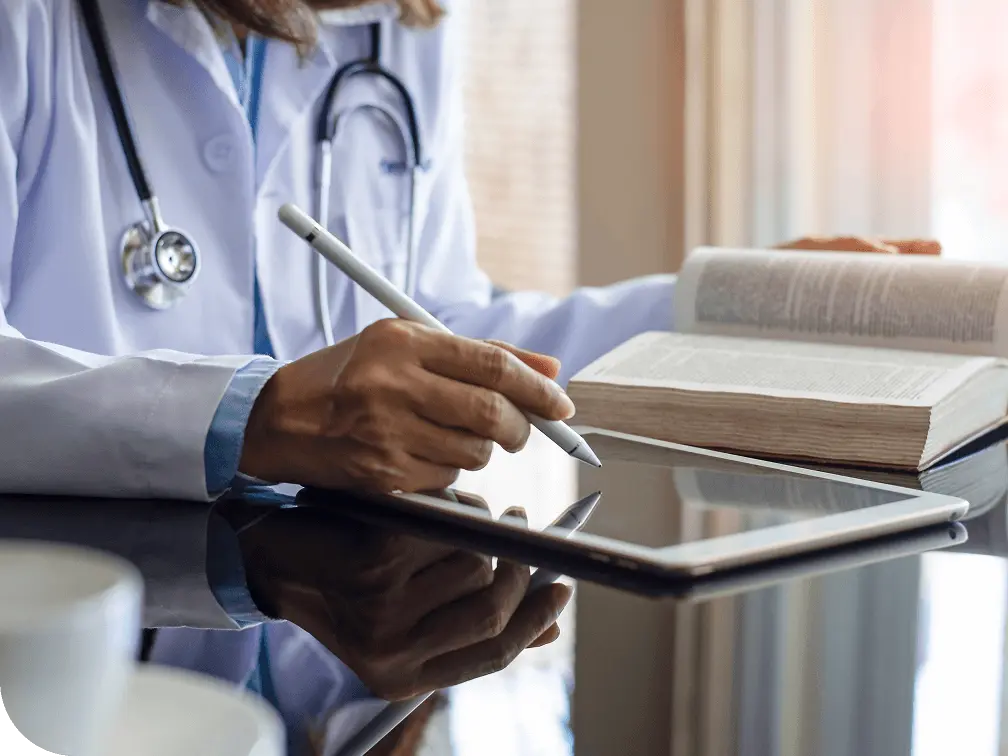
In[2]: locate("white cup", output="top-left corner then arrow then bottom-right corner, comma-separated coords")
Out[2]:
0,541 -> 143,756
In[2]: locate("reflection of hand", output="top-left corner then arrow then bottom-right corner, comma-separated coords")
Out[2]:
229,501 -> 571,701
776,236 -> 941,255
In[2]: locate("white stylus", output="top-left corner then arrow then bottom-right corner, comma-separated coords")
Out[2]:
277,203 -> 601,468
331,491 -> 601,756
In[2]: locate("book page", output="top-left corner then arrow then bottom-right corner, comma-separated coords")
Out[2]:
577,332 -> 995,407
674,247 -> 1008,357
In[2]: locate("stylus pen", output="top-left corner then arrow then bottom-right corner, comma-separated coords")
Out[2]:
278,203 -> 601,468
332,490 -> 601,756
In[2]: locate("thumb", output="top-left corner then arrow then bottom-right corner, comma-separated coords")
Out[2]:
486,340 -> 562,381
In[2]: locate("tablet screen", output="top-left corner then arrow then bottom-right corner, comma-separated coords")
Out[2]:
433,430 -> 921,551
298,429 -> 967,580
566,431 -> 916,549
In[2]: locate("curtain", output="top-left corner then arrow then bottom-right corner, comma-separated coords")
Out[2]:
675,3 -> 934,755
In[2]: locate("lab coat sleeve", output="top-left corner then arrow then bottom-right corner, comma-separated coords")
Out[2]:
0,495 -> 242,629
412,4 -> 677,385
204,359 -> 284,496
0,3 -> 263,501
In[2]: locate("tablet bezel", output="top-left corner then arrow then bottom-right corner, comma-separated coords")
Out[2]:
297,430 -> 969,589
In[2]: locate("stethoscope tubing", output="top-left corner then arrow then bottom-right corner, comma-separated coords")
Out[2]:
79,1 -> 422,323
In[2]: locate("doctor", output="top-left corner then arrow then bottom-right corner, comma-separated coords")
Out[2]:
0,0 -> 938,751
0,0 -> 667,750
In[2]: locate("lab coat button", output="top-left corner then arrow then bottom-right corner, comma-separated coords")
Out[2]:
202,135 -> 237,173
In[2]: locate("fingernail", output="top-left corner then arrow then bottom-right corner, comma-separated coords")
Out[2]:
503,506 -> 527,520
557,583 -> 575,605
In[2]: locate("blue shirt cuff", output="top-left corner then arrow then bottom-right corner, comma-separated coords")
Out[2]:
206,509 -> 272,627
204,358 -> 283,497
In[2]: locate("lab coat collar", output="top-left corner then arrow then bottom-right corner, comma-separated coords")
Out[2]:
141,1 -> 397,186
317,2 -> 400,28
144,0 -> 244,110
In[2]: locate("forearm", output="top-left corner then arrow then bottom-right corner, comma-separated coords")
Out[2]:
0,328 -> 262,500
436,274 -> 678,385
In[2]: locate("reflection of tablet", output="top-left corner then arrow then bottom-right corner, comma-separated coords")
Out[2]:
677,522 -> 966,602
298,430 -> 969,594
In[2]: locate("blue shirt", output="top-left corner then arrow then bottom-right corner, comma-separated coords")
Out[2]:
203,34 -> 278,628
202,37 -> 375,726
202,33 -> 280,706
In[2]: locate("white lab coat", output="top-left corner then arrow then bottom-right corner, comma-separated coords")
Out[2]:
0,0 -> 676,749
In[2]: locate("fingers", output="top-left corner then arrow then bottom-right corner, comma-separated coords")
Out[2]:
415,583 -> 573,693
368,454 -> 460,494
320,516 -> 460,581
401,551 -> 495,627
448,491 -> 491,511
419,335 -> 575,422
529,622 -> 561,648
411,372 -> 533,453
398,415 -> 495,471
411,508 -> 533,658
485,340 -> 562,381
775,236 -> 897,254
775,236 -> 941,256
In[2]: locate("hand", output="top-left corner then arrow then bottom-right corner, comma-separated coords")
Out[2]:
228,498 -> 572,701
775,236 -> 941,255
238,319 -> 573,493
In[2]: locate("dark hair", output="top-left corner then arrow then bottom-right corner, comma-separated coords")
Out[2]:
182,0 -> 445,45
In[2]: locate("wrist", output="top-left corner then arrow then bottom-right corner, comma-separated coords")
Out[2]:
238,367 -> 285,482
223,506 -> 282,621
205,508 -> 275,626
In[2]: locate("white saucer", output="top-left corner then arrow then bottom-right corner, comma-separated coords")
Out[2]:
106,666 -> 284,756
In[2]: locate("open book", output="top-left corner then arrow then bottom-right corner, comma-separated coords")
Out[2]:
567,247 -> 1008,471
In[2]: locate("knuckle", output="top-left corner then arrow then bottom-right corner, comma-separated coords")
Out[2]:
349,455 -> 397,491
445,467 -> 462,487
370,679 -> 413,702
475,607 -> 508,640
462,439 -> 494,470
341,363 -> 390,402
473,560 -> 495,590
475,642 -> 522,680
493,641 -> 523,672
458,553 -> 494,590
473,392 -> 507,436
479,346 -> 513,387
531,376 -> 557,413
509,421 -> 532,453
365,318 -> 415,348
358,416 -> 396,450
374,533 -> 415,567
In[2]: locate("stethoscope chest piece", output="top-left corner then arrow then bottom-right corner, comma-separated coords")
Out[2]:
121,211 -> 200,310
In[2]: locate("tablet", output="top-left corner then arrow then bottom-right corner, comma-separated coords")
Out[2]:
297,430 -> 970,596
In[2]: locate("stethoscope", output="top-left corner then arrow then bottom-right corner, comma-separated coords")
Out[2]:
313,22 -> 424,347
79,0 -> 423,338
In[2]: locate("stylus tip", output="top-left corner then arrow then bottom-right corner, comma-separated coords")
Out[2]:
572,442 -> 602,468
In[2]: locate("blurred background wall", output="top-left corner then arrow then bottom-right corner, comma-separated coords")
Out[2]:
441,0 -> 1008,754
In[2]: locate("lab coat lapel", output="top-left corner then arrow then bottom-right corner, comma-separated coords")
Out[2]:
253,3 -> 398,188
253,38 -> 337,188
144,0 -> 242,111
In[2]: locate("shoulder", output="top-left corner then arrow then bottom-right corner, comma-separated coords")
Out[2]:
0,0 -> 70,54
0,0 -> 84,182
0,0 -> 53,145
